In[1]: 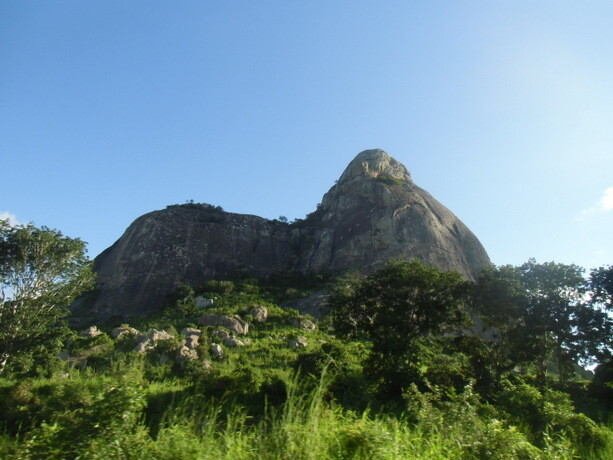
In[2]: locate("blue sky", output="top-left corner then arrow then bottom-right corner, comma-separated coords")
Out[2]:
1,1 -> 612,270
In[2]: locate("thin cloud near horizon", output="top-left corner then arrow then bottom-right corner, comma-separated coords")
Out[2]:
577,186 -> 613,220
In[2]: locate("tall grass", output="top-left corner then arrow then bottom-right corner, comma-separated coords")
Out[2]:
1,359 -> 611,458
1,350 -> 610,458
17,373 -> 598,460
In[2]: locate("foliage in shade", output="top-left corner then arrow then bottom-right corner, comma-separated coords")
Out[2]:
330,259 -> 472,396
589,265 -> 613,308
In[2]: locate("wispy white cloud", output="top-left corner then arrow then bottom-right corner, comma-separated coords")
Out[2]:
0,211 -> 21,226
599,187 -> 613,211
577,187 -> 613,219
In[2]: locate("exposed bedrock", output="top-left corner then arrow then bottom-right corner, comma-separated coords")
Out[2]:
75,149 -> 490,319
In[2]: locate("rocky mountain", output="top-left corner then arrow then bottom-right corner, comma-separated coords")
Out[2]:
75,149 -> 490,319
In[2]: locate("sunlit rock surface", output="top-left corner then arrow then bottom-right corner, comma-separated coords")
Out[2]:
74,149 -> 489,319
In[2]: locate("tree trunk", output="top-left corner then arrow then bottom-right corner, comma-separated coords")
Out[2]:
0,352 -> 9,375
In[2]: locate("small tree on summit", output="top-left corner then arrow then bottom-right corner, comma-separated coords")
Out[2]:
0,220 -> 94,374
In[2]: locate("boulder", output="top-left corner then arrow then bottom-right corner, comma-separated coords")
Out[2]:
289,336 -> 308,348
291,318 -> 316,331
133,328 -> 175,353
176,346 -> 198,361
148,329 -> 174,342
183,335 -> 200,349
194,296 -> 214,309
210,343 -> 224,360
111,326 -> 140,339
199,314 -> 249,335
181,327 -> 202,337
134,339 -> 153,353
213,330 -> 230,339
181,328 -> 202,349
79,326 -> 102,338
222,337 -> 245,348
181,335 -> 200,349
251,305 -> 268,323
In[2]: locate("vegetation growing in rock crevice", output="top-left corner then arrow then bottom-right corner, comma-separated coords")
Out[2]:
373,174 -> 406,187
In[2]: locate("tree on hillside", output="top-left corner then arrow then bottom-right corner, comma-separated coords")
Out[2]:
516,260 -> 588,381
329,259 -> 471,397
580,265 -> 613,364
473,260 -> 612,384
468,264 -> 534,390
588,266 -> 613,411
589,265 -> 613,309
0,220 -> 94,374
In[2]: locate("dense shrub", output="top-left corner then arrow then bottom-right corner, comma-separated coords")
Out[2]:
16,360 -> 146,458
496,380 -> 612,455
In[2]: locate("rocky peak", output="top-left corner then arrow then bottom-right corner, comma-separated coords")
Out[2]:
74,149 -> 490,320
304,149 -> 490,278
338,149 -> 412,185
321,149 -> 411,212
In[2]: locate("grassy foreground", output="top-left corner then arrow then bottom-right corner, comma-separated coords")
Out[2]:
1,349 -> 611,459
2,363 -> 607,460
1,275 -> 612,459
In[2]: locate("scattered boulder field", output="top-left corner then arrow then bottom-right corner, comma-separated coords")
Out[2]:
65,309 -> 318,369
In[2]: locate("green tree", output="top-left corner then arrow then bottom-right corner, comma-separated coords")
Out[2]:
330,259 -> 471,397
467,264 -> 534,391
0,220 -> 94,374
517,260 -> 587,381
580,265 -> 613,366
473,260 -> 612,383
589,265 -> 613,309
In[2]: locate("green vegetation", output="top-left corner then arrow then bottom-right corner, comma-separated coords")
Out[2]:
1,223 -> 612,458
330,260 -> 471,399
374,174 -> 406,187
0,220 -> 94,375
166,201 -> 224,212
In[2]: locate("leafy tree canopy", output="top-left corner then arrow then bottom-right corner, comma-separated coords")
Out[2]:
330,259 -> 471,396
473,260 -> 612,383
589,265 -> 613,309
330,259 -> 470,341
0,220 -> 94,375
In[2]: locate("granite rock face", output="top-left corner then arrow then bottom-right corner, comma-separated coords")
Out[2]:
299,150 -> 490,277
75,149 -> 490,320
83,208 -> 296,319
